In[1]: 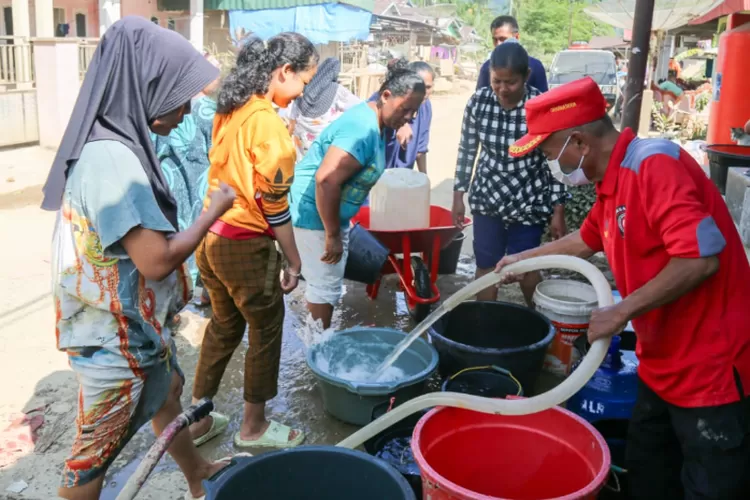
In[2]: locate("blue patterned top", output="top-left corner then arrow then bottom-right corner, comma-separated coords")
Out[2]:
54,140 -> 188,362
152,96 -> 217,285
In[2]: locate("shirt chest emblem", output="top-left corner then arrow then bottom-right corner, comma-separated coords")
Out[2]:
616,205 -> 626,237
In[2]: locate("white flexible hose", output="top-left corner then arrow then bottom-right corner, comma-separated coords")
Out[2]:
337,255 -> 613,449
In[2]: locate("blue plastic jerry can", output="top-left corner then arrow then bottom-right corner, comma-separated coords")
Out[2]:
567,335 -> 639,423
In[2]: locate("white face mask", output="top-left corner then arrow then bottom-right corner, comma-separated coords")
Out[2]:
547,136 -> 591,186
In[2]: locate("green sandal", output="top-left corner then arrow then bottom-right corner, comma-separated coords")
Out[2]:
233,421 -> 305,449
192,412 -> 229,447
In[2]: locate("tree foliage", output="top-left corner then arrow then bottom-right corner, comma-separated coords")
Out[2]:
414,0 -> 615,64
518,0 -> 615,65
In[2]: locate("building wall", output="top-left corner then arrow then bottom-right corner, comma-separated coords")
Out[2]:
0,0 -> 190,38
53,0 -> 99,37
121,0 -> 189,38
0,0 -> 99,37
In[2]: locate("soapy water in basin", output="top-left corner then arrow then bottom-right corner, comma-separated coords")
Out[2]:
298,314 -> 409,384
314,334 -> 409,384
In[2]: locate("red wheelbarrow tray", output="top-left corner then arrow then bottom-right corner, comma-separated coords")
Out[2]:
350,206 -> 472,308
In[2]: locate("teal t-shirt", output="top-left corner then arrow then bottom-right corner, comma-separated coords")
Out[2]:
659,80 -> 683,97
290,102 -> 385,230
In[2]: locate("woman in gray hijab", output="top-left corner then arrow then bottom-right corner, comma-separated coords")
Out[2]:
288,57 -> 360,160
44,17 -> 238,500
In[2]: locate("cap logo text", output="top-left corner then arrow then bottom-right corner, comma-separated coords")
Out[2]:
509,135 -> 543,154
550,102 -> 577,112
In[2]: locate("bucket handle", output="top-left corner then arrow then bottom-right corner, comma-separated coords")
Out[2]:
604,464 -> 627,493
446,365 -> 523,397
370,397 -> 397,422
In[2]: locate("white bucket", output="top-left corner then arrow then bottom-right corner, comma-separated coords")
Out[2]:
533,279 -> 598,377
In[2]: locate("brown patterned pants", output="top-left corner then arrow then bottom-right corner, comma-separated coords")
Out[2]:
193,233 -> 284,404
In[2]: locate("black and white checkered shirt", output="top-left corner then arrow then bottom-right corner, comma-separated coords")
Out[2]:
454,86 -> 568,225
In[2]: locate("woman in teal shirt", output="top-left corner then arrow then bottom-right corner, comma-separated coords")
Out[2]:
290,63 -> 426,328
152,58 -> 220,307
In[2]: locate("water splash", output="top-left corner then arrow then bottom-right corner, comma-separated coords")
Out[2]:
295,314 -> 333,349
294,310 -> 347,349
298,310 -> 407,384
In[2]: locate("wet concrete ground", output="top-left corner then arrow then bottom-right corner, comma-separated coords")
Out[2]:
95,255 -> 530,498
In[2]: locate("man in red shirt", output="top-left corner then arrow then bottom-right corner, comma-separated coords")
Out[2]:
499,77 -> 750,498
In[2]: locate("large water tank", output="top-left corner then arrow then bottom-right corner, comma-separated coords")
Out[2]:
368,169 -> 430,231
707,22 -> 750,146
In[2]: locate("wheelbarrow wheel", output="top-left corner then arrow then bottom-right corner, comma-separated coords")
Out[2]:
407,256 -> 433,322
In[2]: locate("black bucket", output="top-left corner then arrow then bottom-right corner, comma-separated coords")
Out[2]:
203,446 -> 416,500
344,223 -> 390,285
364,404 -> 427,499
441,365 -> 524,398
434,232 -> 465,275
428,301 -> 555,392
706,144 -> 750,195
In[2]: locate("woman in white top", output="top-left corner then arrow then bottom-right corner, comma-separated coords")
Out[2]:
288,57 -> 361,160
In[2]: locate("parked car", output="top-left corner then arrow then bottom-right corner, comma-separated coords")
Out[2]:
549,49 -> 619,108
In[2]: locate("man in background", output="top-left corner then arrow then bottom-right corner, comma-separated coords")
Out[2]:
476,16 -> 548,93
659,69 -> 684,98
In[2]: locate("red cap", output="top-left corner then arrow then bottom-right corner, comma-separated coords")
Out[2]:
509,77 -> 608,157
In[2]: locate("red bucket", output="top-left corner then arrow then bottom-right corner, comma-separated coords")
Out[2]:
412,405 -> 610,499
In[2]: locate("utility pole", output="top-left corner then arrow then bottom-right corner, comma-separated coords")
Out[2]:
621,0 -> 656,131
568,0 -> 575,46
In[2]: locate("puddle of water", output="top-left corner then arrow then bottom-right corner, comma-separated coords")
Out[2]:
99,424 -> 179,499
100,456 -> 176,500
395,292 -> 408,316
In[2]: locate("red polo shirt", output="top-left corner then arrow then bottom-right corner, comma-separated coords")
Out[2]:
580,128 -> 750,408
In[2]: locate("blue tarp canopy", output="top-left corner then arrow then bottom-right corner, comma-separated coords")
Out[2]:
229,3 -> 373,44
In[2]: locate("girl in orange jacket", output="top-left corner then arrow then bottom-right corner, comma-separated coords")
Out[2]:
190,34 -> 318,450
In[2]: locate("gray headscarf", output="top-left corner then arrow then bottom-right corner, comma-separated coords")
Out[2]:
41,16 -> 219,229
296,57 -> 340,118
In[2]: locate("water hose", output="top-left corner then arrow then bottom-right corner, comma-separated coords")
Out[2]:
116,399 -> 214,500
337,255 -> 613,449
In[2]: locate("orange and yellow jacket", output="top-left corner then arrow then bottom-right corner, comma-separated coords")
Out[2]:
204,96 -> 296,235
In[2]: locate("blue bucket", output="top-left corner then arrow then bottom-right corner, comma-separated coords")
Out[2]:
306,327 -> 438,425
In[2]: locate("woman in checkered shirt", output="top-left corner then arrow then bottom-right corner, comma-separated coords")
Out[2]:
451,40 -> 568,306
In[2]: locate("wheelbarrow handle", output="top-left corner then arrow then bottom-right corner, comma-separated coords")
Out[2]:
115,398 -> 215,500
